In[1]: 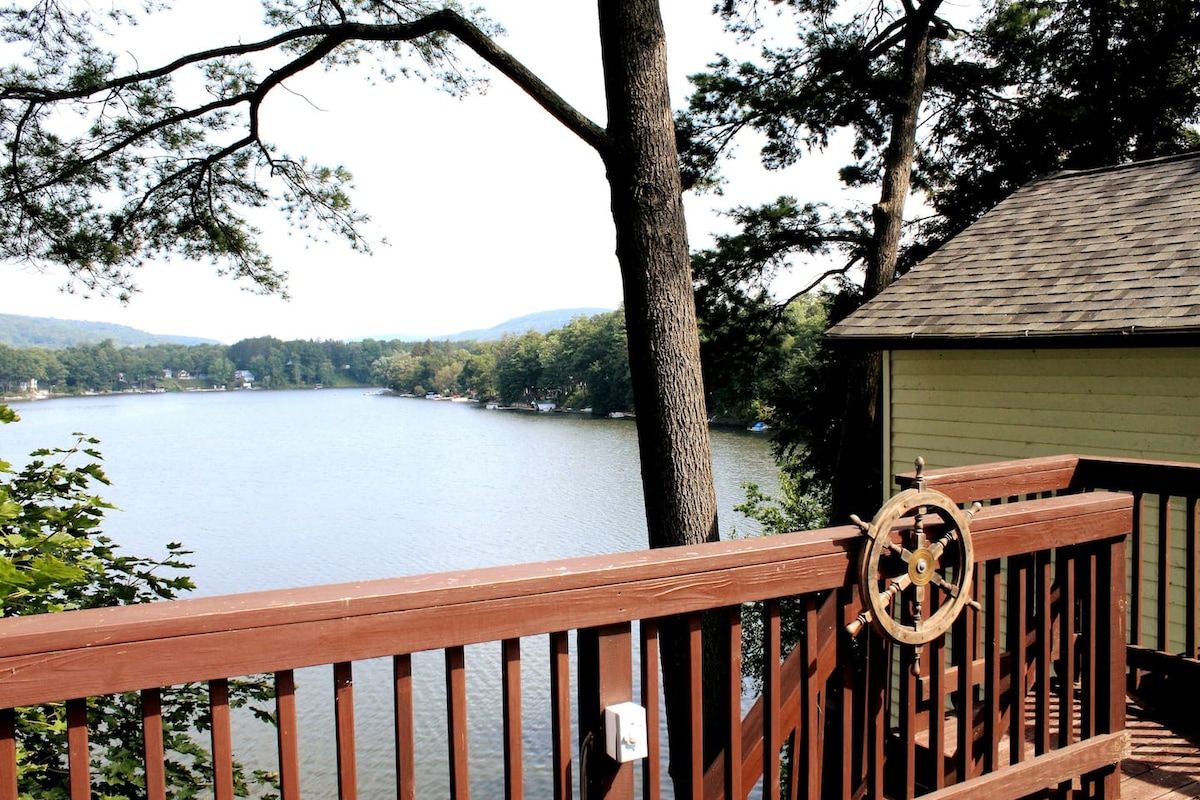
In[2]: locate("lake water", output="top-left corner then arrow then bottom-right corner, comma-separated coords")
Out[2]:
3,389 -> 780,797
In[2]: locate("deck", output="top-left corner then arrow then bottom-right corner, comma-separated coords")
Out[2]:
1124,701 -> 1200,800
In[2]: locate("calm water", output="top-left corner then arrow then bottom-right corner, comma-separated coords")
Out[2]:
3,389 -> 780,797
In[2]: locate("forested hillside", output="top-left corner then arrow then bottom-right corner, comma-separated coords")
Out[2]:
0,314 -> 217,349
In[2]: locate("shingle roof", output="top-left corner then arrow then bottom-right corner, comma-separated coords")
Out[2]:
826,152 -> 1200,345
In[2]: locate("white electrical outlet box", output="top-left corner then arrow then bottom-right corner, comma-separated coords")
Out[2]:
604,701 -> 648,762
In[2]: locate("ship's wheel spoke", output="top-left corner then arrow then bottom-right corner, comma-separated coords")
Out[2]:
928,571 -> 961,597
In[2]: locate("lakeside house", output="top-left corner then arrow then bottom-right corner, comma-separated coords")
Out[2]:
829,151 -> 1200,485
828,150 -> 1200,662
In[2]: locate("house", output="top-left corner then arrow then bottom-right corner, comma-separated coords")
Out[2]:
827,150 -> 1200,657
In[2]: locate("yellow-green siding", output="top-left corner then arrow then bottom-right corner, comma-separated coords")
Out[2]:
885,347 -> 1200,478
883,345 -> 1200,656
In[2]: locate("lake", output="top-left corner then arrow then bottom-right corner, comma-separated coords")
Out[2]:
2,389 -> 781,797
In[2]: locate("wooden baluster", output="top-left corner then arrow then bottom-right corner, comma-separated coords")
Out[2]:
899,606 -> 918,800
0,708 -> 15,800
209,680 -> 234,800
954,577 -> 978,783
1098,534 -> 1128,799
1035,551 -> 1053,757
1157,494 -> 1172,654
867,625 -> 889,798
1007,555 -> 1030,766
764,600 -> 781,800
984,560 -> 1002,773
839,588 -> 862,800
686,612 -> 703,800
549,632 -> 572,800
274,671 -> 300,800
445,648 -> 468,800
641,619 -> 662,800
66,698 -> 89,800
141,688 -> 166,800
501,639 -> 523,800
930,588 -> 947,790
1077,548 -> 1100,797
722,609 -> 741,800
334,662 -> 358,799
1189,496 -> 1199,660
800,596 -> 822,800
394,655 -> 415,800
1058,549 -> 1077,750
1056,549 -> 1077,797
1080,551 -> 1098,742
1130,491 -> 1144,692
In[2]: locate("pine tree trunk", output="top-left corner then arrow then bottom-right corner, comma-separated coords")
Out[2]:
830,6 -> 936,524
597,0 -> 717,559
597,0 -> 722,791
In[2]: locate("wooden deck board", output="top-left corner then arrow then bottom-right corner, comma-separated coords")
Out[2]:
1122,701 -> 1200,800
912,694 -> 1198,799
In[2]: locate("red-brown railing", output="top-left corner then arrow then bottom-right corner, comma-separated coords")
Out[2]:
900,454 -> 1200,688
0,463 -> 1134,800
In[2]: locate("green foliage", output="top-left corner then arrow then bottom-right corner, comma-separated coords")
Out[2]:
922,0 -> 1200,245
735,472 -> 829,539
696,282 -> 828,424
733,470 -> 829,697
372,309 -> 636,414
0,406 -> 277,798
683,0 -> 1200,502
0,336 -> 407,395
0,1 -> 503,300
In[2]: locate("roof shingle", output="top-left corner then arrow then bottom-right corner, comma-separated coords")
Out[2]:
827,152 -> 1200,345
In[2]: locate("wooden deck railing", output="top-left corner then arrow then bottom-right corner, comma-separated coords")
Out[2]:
0,464 -> 1135,800
899,455 -> 1200,688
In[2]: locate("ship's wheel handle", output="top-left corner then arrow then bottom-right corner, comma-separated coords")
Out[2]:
845,458 -> 981,672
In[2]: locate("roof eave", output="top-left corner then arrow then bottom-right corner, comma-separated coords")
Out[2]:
824,327 -> 1200,350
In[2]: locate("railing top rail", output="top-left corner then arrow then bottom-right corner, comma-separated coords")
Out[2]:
897,454 -> 1200,501
0,492 -> 1130,709
1072,455 -> 1200,497
895,455 -> 1081,501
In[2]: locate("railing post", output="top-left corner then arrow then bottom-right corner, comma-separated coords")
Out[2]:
1097,533 -> 1128,798
578,623 -> 635,800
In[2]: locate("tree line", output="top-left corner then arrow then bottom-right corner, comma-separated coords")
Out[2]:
0,337 -> 392,393
1,302 -> 828,427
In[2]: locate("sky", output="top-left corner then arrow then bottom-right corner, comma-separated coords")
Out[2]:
1,1 -> 866,345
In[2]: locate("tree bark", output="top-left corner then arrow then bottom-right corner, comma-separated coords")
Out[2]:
597,0 -> 722,791
830,2 -> 939,524
596,1 -> 717,556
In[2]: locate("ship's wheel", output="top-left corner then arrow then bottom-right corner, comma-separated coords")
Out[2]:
845,458 -> 981,670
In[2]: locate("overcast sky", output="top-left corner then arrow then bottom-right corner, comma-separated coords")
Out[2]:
1,1 -> 866,344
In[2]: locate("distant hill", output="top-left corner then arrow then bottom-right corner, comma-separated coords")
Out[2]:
0,307 -> 617,349
0,314 -> 219,349
361,308 -> 614,342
